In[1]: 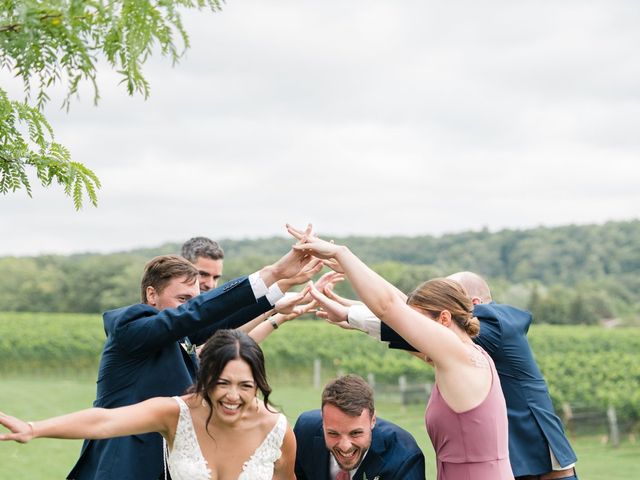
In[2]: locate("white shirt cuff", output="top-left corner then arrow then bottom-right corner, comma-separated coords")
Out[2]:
249,273 -> 284,306
266,282 -> 285,306
348,305 -> 382,339
249,272 -> 269,299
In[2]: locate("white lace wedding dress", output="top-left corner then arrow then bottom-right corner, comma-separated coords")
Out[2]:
165,396 -> 287,480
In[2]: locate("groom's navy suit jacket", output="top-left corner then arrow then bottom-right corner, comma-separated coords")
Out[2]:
382,302 -> 577,477
67,276 -> 272,480
294,410 -> 426,480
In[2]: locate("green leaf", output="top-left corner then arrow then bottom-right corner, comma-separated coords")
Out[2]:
1,0 -> 224,207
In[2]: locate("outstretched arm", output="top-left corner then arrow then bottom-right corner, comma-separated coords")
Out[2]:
232,258 -> 323,336
310,285 -> 371,333
249,288 -> 316,343
0,397 -> 177,444
237,309 -> 275,334
311,286 -> 426,365
257,224 -> 315,288
288,227 -> 465,369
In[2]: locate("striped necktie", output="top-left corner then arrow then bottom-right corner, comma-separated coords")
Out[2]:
336,470 -> 350,480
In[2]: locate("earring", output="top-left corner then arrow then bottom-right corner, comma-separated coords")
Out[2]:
255,397 -> 259,412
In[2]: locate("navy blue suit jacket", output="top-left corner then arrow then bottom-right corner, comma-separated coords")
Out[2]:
294,410 -> 426,480
67,276 -> 273,480
381,302 -> 577,477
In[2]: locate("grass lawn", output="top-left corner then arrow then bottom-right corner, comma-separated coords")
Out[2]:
0,375 -> 97,479
1,375 -> 639,479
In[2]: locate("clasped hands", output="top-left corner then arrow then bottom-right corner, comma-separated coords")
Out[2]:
270,223 -> 368,331
286,223 -> 345,266
284,224 -> 363,330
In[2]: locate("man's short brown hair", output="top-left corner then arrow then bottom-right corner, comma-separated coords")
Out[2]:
140,255 -> 199,303
321,374 -> 375,418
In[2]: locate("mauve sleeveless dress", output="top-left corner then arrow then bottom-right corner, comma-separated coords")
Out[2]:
425,344 -> 514,480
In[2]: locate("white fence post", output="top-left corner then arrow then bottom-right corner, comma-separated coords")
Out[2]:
607,405 -> 620,448
313,358 -> 321,389
367,372 -> 375,388
399,375 -> 407,405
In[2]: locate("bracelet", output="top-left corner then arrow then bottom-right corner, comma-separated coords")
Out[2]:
27,421 -> 35,436
269,318 -> 279,329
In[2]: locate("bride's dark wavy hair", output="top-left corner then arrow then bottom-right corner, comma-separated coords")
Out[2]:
192,329 -> 273,434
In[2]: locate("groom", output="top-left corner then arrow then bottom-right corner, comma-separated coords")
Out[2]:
294,375 -> 425,480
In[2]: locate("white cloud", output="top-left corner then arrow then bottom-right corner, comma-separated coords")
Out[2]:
1,0 -> 639,255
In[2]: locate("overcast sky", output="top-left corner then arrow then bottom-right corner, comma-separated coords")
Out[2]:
1,0 -> 639,256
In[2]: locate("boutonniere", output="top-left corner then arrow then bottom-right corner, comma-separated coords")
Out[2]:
181,337 -> 197,355
362,474 -> 380,480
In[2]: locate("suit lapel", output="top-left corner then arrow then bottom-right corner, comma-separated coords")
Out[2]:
354,453 -> 384,480
354,427 -> 386,480
313,434 -> 331,480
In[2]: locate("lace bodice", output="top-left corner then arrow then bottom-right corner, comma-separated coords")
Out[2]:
239,409 -> 287,479
166,396 -> 287,480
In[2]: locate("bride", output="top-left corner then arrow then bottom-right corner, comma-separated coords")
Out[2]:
0,329 -> 296,480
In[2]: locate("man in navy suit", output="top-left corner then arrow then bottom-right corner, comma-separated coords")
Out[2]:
446,272 -> 578,480
294,374 -> 426,480
68,248 -> 309,480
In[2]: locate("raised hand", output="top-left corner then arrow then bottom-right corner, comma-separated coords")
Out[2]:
286,258 -> 323,286
285,223 -> 314,243
314,271 -> 344,293
0,412 -> 33,443
323,285 -> 361,307
290,235 -> 344,261
269,246 -> 312,282
321,258 -> 345,274
309,284 -> 349,325
275,285 -> 312,315
276,256 -> 323,295
286,223 -> 346,260
279,298 -> 317,322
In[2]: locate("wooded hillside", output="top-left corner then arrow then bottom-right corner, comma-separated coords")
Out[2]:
1,220 -> 638,324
